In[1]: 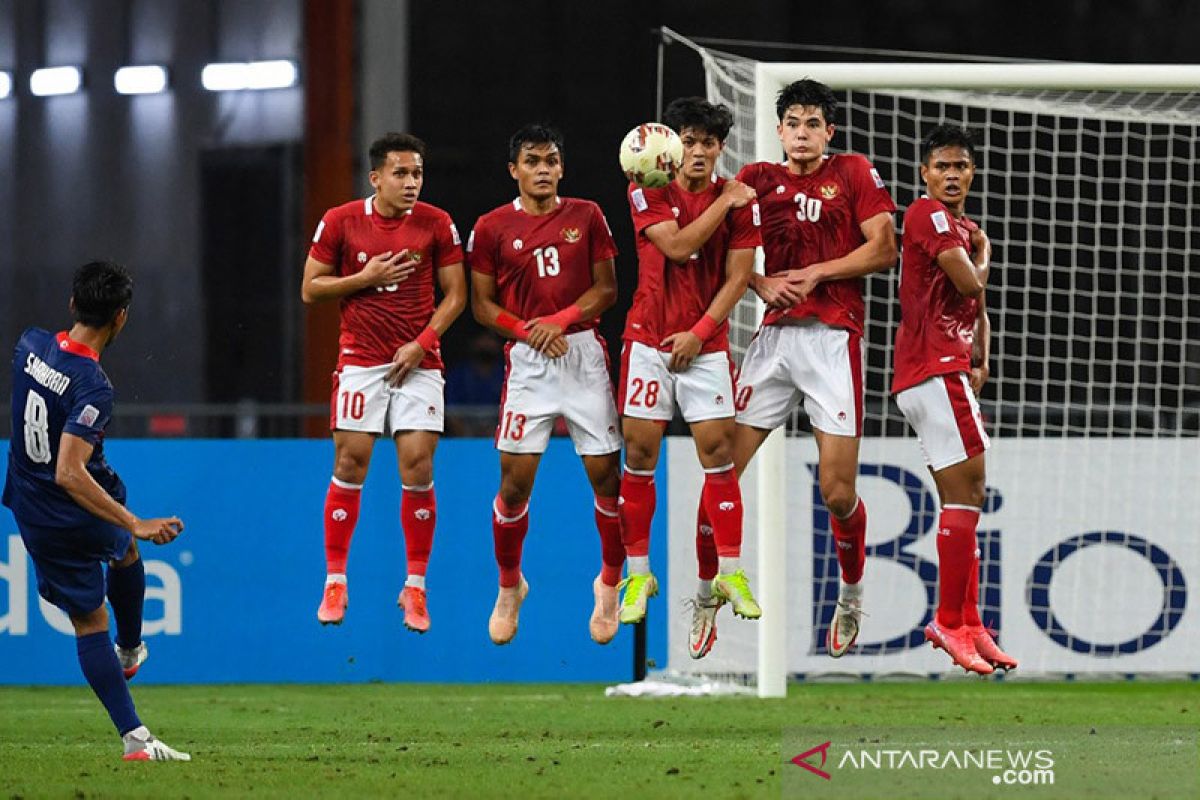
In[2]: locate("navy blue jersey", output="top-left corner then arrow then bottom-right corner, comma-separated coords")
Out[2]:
3,328 -> 126,527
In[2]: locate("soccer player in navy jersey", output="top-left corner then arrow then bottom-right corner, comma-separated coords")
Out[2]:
3,261 -> 190,761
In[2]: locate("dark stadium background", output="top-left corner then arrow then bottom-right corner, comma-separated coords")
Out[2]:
1,0 -> 1196,437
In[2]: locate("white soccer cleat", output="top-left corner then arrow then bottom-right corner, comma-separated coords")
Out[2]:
589,576 -> 620,645
488,577 -> 530,645
115,641 -> 148,681
122,726 -> 191,762
827,580 -> 863,658
686,596 -> 722,660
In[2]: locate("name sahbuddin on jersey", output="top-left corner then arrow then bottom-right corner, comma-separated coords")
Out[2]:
24,354 -> 71,396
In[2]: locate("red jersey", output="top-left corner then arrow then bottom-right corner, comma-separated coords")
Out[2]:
737,155 -> 895,334
310,197 -> 463,370
467,197 -> 618,332
624,179 -> 761,354
891,197 -> 981,394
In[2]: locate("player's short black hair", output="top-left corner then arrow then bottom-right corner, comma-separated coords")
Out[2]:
369,132 -> 427,170
921,124 -> 977,164
72,261 -> 133,328
663,97 -> 734,143
508,123 -> 564,163
775,79 -> 838,125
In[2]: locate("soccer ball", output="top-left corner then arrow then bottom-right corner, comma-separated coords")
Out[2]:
619,123 -> 684,188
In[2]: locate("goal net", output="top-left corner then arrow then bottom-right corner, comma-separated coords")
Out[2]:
659,38 -> 1200,693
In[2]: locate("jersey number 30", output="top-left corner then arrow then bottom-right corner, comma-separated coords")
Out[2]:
23,391 -> 53,464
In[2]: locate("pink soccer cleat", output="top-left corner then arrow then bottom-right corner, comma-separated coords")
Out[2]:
398,586 -> 431,634
317,582 -> 348,626
925,621 -> 994,675
965,624 -> 1019,671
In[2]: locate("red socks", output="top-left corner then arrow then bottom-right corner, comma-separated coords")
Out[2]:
695,504 -> 718,581
618,468 -> 656,559
323,478 -> 362,575
493,495 -> 530,588
594,495 -> 625,587
831,498 -> 867,584
935,505 -> 981,629
963,549 -> 983,627
700,466 -> 743,559
401,483 -> 437,577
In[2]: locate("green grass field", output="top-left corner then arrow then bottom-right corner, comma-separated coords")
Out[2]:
0,681 -> 1196,798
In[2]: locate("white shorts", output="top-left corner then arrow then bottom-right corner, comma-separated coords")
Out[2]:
331,364 -> 444,435
895,372 -> 991,470
619,340 -> 736,423
735,322 -> 862,436
496,331 -> 622,456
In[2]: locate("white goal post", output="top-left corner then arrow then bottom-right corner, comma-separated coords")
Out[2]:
661,43 -> 1200,697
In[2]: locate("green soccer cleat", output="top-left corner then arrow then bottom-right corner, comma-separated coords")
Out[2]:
617,573 -> 659,625
711,569 -> 762,619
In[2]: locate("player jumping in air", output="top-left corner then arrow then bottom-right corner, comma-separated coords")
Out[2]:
303,132 -> 467,632
690,79 -> 898,659
3,262 -> 190,761
468,124 -> 626,645
618,97 -> 762,630
893,124 -> 1017,674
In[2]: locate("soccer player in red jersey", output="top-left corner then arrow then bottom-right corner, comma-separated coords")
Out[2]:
468,124 -> 625,646
893,125 -> 1017,674
618,97 -> 762,630
302,132 -> 467,632
689,79 -> 898,659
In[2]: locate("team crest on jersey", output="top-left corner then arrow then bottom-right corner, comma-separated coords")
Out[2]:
775,185 -> 786,194
820,184 -> 839,200
561,227 -> 581,243
357,251 -> 368,264
411,252 -> 423,262
513,238 -> 524,251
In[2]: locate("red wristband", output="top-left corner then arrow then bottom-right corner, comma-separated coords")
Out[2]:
544,304 -> 584,330
689,314 -> 719,342
415,326 -> 440,352
495,311 -> 529,341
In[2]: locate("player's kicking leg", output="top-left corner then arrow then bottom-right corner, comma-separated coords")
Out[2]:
73,596 -> 189,759
317,431 -> 375,625
814,430 -> 868,658
394,429 -> 440,634
108,543 -> 149,679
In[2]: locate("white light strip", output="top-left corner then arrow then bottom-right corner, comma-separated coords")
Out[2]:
201,59 -> 297,91
30,66 -> 82,96
114,65 -> 168,95
0,71 -> 11,99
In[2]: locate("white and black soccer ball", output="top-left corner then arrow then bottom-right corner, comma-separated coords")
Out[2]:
619,122 -> 684,189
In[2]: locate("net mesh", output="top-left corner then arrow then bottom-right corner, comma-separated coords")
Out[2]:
657,45 -> 1198,683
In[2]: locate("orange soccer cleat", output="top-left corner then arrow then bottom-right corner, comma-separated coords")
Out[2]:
924,620 -> 994,675
398,586 -> 431,634
965,624 -> 1019,671
317,581 -> 348,626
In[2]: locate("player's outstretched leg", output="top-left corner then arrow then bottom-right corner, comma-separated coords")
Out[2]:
398,482 -> 436,633
590,495 -> 623,644
318,476 -> 361,625
962,551 -> 1018,670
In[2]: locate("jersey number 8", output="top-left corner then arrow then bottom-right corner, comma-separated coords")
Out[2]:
23,391 -> 53,464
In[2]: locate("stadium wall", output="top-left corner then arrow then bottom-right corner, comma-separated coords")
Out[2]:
0,439 -> 668,685
667,438 -> 1198,677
